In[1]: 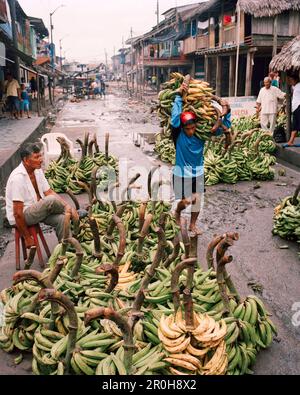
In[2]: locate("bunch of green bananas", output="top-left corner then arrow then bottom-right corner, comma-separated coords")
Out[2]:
247,153 -> 275,181
1,189 -> 277,376
157,72 -> 218,142
45,133 -> 119,195
155,119 -> 276,186
232,115 -> 260,132
154,134 -> 175,165
273,195 -> 300,240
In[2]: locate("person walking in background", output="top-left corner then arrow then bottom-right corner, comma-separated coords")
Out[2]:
211,99 -> 232,149
100,78 -> 106,99
284,73 -> 300,147
30,77 -> 37,99
20,84 -> 31,119
4,73 -> 21,120
269,71 -> 279,88
256,77 -> 286,134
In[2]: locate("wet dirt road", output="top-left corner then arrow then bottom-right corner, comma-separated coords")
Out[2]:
0,86 -> 299,375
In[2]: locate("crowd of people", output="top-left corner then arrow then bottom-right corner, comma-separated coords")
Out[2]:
1,73 -> 38,120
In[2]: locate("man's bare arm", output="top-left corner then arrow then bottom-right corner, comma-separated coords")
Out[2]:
13,201 -> 35,249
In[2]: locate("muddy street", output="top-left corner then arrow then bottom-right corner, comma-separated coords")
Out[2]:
0,85 -> 300,375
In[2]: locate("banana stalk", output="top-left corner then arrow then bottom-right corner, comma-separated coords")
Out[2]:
216,234 -> 238,313
138,202 -> 148,232
105,133 -> 110,162
96,263 -> 119,293
129,213 -> 167,329
49,258 -> 66,283
13,270 -> 60,326
37,289 -> 78,374
180,218 -> 190,259
84,307 -> 135,375
171,257 -> 197,315
88,217 -> 102,259
163,234 -> 180,268
62,238 -> 84,279
137,214 -> 153,256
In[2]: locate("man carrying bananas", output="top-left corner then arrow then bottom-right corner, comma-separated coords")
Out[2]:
6,143 -> 79,250
171,77 -> 213,235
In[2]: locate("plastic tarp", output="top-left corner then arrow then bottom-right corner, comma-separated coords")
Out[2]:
146,29 -> 187,44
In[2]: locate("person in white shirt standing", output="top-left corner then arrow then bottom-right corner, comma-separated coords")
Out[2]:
256,77 -> 286,134
286,73 -> 300,147
6,143 -> 79,250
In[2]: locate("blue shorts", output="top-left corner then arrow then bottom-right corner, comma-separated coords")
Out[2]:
20,100 -> 29,111
7,96 -> 20,112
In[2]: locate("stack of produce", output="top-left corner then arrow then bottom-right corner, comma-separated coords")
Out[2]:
231,115 -> 260,132
45,133 -> 118,195
0,167 -> 277,375
157,72 -> 219,141
154,110 -> 277,185
273,184 -> 300,254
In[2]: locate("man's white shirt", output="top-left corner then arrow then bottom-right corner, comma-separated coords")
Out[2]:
257,86 -> 285,114
6,162 -> 50,225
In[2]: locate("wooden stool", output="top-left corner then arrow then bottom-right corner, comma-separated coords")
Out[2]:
15,224 -> 51,270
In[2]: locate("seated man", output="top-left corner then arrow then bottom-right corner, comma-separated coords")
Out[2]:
6,143 -> 78,250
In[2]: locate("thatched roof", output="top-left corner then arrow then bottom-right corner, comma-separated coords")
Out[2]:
239,0 -> 300,18
270,36 -> 300,71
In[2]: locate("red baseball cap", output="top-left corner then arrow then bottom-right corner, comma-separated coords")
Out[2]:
180,112 -> 196,125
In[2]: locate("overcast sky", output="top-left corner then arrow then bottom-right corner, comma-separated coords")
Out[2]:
20,0 -> 206,63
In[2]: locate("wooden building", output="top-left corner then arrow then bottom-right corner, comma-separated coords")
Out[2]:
270,35 -> 300,136
183,0 -> 300,97
132,4 -> 200,91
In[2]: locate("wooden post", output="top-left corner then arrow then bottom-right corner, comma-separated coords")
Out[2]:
234,0 -> 241,97
285,72 -> 292,140
191,58 -> 196,78
204,55 -> 209,82
245,50 -> 253,96
36,73 -> 41,117
216,56 -> 221,96
229,55 -> 235,97
272,15 -> 278,58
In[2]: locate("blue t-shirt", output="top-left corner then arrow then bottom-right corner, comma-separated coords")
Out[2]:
171,95 -> 205,178
21,90 -> 30,101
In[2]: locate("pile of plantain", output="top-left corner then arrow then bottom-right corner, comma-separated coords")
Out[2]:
157,72 -> 219,142
273,183 -> 300,256
45,132 -> 118,195
154,121 -> 276,185
0,172 -> 277,375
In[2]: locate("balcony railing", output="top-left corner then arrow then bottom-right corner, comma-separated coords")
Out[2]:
222,25 -> 237,45
196,35 -> 209,50
183,36 -> 196,54
183,34 -> 209,54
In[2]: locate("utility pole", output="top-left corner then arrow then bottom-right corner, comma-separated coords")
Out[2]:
272,15 -> 278,58
234,0 -> 241,97
130,27 -> 134,94
104,48 -> 108,71
8,0 -> 20,81
156,0 -> 160,93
